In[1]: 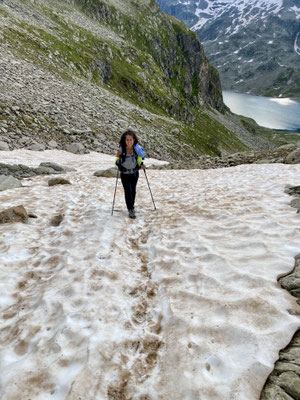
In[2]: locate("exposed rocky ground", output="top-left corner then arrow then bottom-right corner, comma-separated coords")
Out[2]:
152,142 -> 300,170
261,185 -> 300,399
261,256 -> 300,399
0,0 -> 283,163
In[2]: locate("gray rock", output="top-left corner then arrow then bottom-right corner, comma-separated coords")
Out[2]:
28,142 -> 46,151
278,144 -> 298,151
262,256 -> 300,398
48,139 -> 58,149
285,148 -> 300,164
255,159 -> 273,164
277,371 -> 300,399
280,276 -> 300,291
0,175 -> 22,191
65,143 -> 85,154
116,119 -> 128,129
261,383 -> 295,400
290,198 -> 300,210
0,141 -> 9,151
39,162 -> 65,171
35,166 -> 58,175
285,186 -> 300,197
94,168 -> 118,178
171,128 -> 180,136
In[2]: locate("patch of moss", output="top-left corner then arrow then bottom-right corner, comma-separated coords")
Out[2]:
170,110 -> 248,156
240,115 -> 300,147
0,8 -> 9,17
170,17 -> 188,35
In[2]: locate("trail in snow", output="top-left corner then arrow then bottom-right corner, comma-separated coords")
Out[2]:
0,150 -> 299,400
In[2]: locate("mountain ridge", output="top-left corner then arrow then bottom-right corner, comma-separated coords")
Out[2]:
0,0 -> 278,159
157,0 -> 300,97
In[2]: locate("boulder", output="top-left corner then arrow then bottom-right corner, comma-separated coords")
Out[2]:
48,177 -> 71,186
0,205 -> 28,224
285,186 -> 300,197
285,148 -> 300,164
65,143 -> 85,154
94,168 -> 117,178
35,166 -> 59,175
0,175 -> 22,191
39,162 -> 65,171
277,371 -> 300,399
48,139 -> 58,149
0,141 -> 9,151
277,144 -> 297,152
28,143 -> 46,151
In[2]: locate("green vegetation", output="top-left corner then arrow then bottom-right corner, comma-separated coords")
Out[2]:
240,116 -> 300,147
0,0 -> 273,157
185,111 -> 248,155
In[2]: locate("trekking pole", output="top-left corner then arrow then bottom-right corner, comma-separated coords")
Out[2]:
144,169 -> 156,211
111,169 -> 119,216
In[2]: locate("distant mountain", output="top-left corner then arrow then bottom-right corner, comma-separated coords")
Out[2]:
0,0 -> 258,159
157,0 -> 300,97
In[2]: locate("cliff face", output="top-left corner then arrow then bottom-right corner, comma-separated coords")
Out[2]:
0,0 -> 270,159
74,0 -> 224,119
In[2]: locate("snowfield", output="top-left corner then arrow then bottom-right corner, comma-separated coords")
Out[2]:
0,150 -> 299,400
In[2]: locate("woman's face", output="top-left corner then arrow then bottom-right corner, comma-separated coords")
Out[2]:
125,134 -> 134,148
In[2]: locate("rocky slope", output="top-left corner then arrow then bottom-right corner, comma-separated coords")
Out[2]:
157,0 -> 300,98
0,0 -> 274,160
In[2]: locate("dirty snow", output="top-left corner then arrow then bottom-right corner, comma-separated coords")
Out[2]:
0,150 -> 299,400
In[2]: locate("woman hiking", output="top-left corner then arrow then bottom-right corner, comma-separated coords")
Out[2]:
115,130 -> 146,219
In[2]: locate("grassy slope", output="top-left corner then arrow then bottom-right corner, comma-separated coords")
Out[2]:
0,0 -> 273,156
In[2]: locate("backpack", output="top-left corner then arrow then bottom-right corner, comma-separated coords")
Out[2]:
116,144 -> 145,172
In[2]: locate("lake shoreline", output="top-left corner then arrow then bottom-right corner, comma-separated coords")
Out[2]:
223,91 -> 300,131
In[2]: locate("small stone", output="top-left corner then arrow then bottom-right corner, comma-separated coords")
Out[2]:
0,205 -> 28,224
0,175 -> 22,191
48,139 -> 58,149
290,198 -> 300,209
28,213 -> 38,218
65,143 -> 85,154
39,162 -> 65,171
28,143 -> 46,151
48,177 -> 71,186
94,168 -> 118,178
50,214 -> 64,226
0,141 -> 9,151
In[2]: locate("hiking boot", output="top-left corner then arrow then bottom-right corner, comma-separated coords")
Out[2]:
128,209 -> 136,219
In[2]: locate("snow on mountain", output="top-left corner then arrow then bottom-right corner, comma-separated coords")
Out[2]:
192,0 -> 284,32
157,0 -> 300,97
0,149 -> 300,399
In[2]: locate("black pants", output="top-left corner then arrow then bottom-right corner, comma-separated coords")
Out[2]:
121,171 -> 139,211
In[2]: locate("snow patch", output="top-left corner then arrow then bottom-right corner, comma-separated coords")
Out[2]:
290,6 -> 300,19
270,97 -> 297,106
294,32 -> 300,55
0,150 -> 299,399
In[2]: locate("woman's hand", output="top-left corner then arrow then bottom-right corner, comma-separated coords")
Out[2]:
141,164 -> 146,169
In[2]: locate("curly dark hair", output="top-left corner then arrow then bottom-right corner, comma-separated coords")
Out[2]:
119,129 -> 139,148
